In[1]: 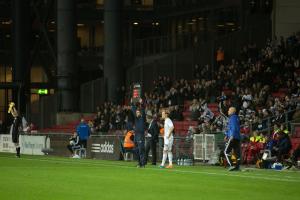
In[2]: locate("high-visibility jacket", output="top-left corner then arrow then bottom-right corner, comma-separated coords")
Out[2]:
160,128 -> 164,136
250,136 -> 259,142
283,129 -> 289,135
124,131 -> 135,148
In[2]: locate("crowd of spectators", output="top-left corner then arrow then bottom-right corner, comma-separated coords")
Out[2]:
89,32 -> 300,138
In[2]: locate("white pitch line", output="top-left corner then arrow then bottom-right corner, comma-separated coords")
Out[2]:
1,156 -> 300,183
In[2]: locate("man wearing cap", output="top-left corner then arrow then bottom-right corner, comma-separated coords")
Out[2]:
145,113 -> 159,165
224,107 -> 241,171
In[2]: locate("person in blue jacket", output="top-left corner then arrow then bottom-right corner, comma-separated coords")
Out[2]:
224,107 -> 241,171
76,117 -> 91,148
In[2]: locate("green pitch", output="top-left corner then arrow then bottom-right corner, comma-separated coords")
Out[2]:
0,153 -> 299,200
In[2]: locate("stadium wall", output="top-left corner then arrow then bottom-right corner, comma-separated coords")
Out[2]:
273,0 -> 300,38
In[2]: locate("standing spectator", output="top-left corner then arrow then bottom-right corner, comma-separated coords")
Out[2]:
0,120 -> 6,134
224,107 -> 241,171
76,118 -> 91,148
216,46 -> 225,68
145,113 -> 159,165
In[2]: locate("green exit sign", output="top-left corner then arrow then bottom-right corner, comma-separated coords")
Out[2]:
38,89 -> 48,95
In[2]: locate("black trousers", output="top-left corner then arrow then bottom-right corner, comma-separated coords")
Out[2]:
12,131 -> 20,144
67,144 -> 77,154
289,147 -> 300,165
79,140 -> 87,148
134,136 -> 145,167
12,117 -> 21,143
224,138 -> 241,167
145,138 -> 157,165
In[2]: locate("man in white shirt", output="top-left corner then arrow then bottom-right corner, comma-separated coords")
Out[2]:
160,109 -> 174,169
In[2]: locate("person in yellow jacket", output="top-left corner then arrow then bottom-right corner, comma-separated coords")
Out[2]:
250,131 -> 259,142
280,124 -> 289,135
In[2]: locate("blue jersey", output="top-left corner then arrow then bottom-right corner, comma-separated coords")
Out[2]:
225,114 -> 240,140
76,122 -> 91,140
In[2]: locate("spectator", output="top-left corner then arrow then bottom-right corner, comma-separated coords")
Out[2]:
285,145 -> 300,169
216,46 -> 225,68
189,99 -> 200,121
273,132 -> 292,162
169,105 -> 183,121
0,120 -> 6,134
145,113 -> 159,165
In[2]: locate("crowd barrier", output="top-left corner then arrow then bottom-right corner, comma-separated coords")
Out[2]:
0,132 -> 225,162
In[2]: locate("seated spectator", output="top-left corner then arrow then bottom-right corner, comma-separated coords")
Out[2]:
87,120 -> 95,133
169,105 -> 183,121
273,132 -> 292,162
29,123 -> 38,134
280,124 -> 290,135
189,99 -> 200,120
250,131 -> 260,142
200,105 -> 214,122
97,119 -> 110,133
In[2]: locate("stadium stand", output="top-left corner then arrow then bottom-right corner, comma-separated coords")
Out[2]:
39,32 -> 300,166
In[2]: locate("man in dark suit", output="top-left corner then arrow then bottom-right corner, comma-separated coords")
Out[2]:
145,113 -> 159,165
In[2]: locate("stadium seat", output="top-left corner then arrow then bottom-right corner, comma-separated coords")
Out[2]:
119,139 -> 134,161
73,145 -> 86,158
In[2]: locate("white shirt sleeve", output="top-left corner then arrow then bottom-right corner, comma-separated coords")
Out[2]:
166,118 -> 174,129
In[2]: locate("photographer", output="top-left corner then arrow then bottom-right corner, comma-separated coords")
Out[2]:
67,132 -> 80,157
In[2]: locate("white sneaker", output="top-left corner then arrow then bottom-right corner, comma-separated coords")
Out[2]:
72,155 -> 80,159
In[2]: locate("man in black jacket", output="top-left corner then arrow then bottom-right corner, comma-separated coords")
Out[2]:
145,114 -> 159,165
285,145 -> 300,169
274,132 -> 292,162
132,98 -> 146,168
8,102 -> 22,158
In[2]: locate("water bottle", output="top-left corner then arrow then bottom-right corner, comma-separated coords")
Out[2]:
180,158 -> 183,166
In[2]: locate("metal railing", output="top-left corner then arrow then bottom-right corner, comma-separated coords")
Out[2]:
248,108 -> 300,135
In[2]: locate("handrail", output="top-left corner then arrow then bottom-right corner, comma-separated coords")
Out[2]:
248,107 -> 300,134
133,29 -> 240,57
